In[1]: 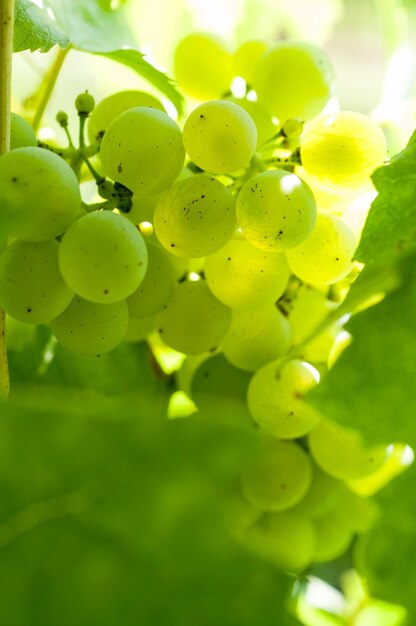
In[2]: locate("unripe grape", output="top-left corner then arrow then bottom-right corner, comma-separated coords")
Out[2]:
174,33 -> 233,100
75,91 -> 95,115
10,113 -> 36,149
233,40 -> 268,85
100,107 -> 185,195
183,100 -> 257,174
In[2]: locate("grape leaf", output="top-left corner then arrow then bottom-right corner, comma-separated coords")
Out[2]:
311,252 -> 416,613
0,342 -> 299,626
357,130 -> 416,264
14,0 -> 70,53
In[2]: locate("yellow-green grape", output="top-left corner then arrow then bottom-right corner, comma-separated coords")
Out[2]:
303,322 -> 342,364
242,511 -> 316,572
157,280 -> 231,355
75,91 -> 95,115
204,237 -> 289,309
183,100 -> 257,174
247,359 -> 321,439
223,305 -> 292,372
127,242 -> 176,317
51,297 -> 128,356
125,314 -> 156,342
227,97 -> 276,147
253,41 -> 334,122
174,33 -> 233,100
287,284 -> 337,344
236,169 -> 317,252
10,113 -> 37,149
287,214 -> 357,284
59,211 -> 148,304
0,240 -> 73,324
312,509 -> 355,563
0,147 -> 82,242
291,464 -> 343,519
190,353 -> 253,426
100,107 -> 185,195
300,111 -> 388,188
242,438 -> 312,511
154,174 -> 236,257
233,40 -> 268,85
88,90 -> 164,142
308,420 -> 387,480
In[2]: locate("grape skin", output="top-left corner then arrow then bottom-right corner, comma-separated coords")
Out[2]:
0,147 -> 82,242
156,280 -> 232,355
242,438 -> 313,511
51,297 -> 129,357
204,237 -> 289,310
154,174 -> 236,258
174,33 -> 233,100
183,100 -> 257,174
236,169 -> 317,252
0,240 -> 73,324
286,213 -> 357,284
247,359 -> 321,439
59,211 -> 148,304
222,305 -> 292,372
253,40 -> 334,122
300,111 -> 388,188
233,40 -> 268,85
100,107 -> 185,195
10,113 -> 37,150
226,97 -> 276,147
88,90 -> 164,143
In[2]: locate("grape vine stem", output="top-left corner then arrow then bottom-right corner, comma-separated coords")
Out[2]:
32,46 -> 70,132
0,0 -> 14,399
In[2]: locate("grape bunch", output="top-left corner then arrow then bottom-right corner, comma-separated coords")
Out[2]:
0,33 -> 397,575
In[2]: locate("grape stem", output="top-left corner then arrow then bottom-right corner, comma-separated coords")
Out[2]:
0,0 -> 14,399
32,46 -> 71,132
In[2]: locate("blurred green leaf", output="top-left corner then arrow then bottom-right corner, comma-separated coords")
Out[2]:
14,0 -> 70,53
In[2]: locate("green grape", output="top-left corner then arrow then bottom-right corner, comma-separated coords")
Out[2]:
127,242 -> 176,317
242,510 -> 316,572
252,41 -> 334,122
174,33 -> 233,100
308,420 -> 387,480
156,279 -> 231,354
191,353 -> 253,427
247,359 -> 321,439
312,509 -> 355,563
154,174 -> 236,257
124,313 -> 156,342
0,147 -> 82,242
242,438 -> 312,511
287,214 -> 357,284
290,464 -> 343,519
300,111 -> 388,188
59,211 -> 148,303
88,90 -> 164,143
182,100 -> 257,174
51,297 -> 128,356
100,107 -> 185,195
227,97 -> 277,147
0,240 -> 73,324
236,169 -> 317,252
10,113 -> 37,149
222,305 -> 292,372
303,322 -> 342,364
287,284 -> 337,344
233,40 -> 268,85
75,91 -> 95,115
204,237 -> 289,310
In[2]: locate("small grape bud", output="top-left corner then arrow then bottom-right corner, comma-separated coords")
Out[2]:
75,91 -> 95,115
282,118 -> 304,138
56,111 -> 69,127
97,180 -> 114,200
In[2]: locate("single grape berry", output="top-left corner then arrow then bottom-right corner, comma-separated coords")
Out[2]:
75,91 -> 95,115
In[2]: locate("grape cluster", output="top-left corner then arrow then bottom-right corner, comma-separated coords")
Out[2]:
0,34 -> 393,573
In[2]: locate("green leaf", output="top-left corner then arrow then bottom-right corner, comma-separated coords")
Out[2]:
13,0 -> 70,53
310,254 -> 416,613
93,49 -> 184,115
0,362 -> 298,625
43,0 -> 137,52
357,131 -> 416,264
